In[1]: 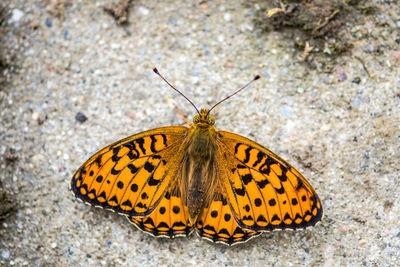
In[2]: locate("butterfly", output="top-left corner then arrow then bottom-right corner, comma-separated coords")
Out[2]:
70,67 -> 323,245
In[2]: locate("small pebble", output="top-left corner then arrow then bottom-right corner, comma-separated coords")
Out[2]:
352,77 -> 361,84
352,98 -> 361,106
336,67 -> 347,82
138,7 -> 149,16
75,112 -> 88,123
32,112 -> 39,121
1,250 -> 10,259
10,9 -> 24,23
200,3 -> 209,10
359,239 -> 367,246
45,17 -> 53,27
224,13 -> 231,21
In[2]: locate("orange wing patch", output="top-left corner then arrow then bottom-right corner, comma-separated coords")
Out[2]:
128,190 -> 194,237
217,131 -> 323,232
196,192 -> 261,245
70,127 -> 187,216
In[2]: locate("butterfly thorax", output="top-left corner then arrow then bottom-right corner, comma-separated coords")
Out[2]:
180,109 -> 218,224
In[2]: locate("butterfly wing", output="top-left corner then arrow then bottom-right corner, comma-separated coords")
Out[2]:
196,190 -> 261,245
128,187 -> 194,238
216,131 -> 323,232
70,126 -> 188,217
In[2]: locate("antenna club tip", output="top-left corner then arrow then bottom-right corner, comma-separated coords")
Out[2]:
254,74 -> 262,80
152,67 -> 159,74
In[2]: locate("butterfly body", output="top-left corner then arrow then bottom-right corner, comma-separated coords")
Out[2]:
71,107 -> 323,245
180,109 -> 218,224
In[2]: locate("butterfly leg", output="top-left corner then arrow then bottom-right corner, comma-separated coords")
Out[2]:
174,104 -> 191,125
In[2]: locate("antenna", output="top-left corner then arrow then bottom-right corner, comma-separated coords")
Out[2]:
207,74 -> 261,115
153,67 -> 200,115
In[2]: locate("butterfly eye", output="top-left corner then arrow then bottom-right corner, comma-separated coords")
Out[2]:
193,115 -> 200,123
208,116 -> 215,125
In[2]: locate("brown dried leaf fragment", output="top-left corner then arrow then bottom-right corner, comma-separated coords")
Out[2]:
104,0 -> 133,25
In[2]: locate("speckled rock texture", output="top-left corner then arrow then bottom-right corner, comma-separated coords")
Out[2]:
0,0 -> 399,266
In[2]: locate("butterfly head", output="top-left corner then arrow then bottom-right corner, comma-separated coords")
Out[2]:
193,108 -> 215,126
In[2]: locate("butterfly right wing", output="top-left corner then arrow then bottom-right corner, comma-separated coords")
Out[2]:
70,126 -> 188,217
216,131 -> 323,232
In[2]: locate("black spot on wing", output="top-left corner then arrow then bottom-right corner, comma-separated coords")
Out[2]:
150,135 -> 157,153
130,183 -> 138,192
122,200 -> 132,208
256,179 -> 269,189
224,213 -> 231,221
296,177 -> 305,191
253,151 -> 265,167
218,228 -> 230,236
144,162 -> 155,173
110,167 -> 121,175
111,153 -> 120,162
98,191 -> 106,199
159,206 -> 166,214
275,186 -> 285,194
254,198 -> 262,207
241,174 -> 253,185
136,138 -> 146,155
136,202 -> 148,209
234,143 -> 241,155
243,147 -> 252,164
109,195 -> 118,204
268,198 -> 276,206
211,210 -> 218,218
117,181 -> 124,189
123,141 -> 139,160
127,164 -> 139,174
96,175 -> 103,183
234,187 -> 246,196
148,175 -> 161,186
94,156 -> 102,166
257,215 -> 267,223
283,213 -> 291,221
127,150 -> 138,160
161,134 -> 167,147
242,215 -> 253,221
271,214 -> 280,222
259,156 -> 279,175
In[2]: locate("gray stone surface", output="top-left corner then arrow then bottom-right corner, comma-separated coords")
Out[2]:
1,0 -> 399,266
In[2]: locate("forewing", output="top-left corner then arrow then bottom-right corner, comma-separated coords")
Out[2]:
196,190 -> 261,245
217,131 -> 323,232
70,126 -> 187,216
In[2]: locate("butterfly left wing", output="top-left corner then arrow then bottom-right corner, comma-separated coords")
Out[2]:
216,131 -> 323,232
128,186 -> 194,238
70,126 -> 187,217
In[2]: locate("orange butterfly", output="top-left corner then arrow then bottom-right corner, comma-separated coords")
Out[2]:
70,68 -> 323,245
